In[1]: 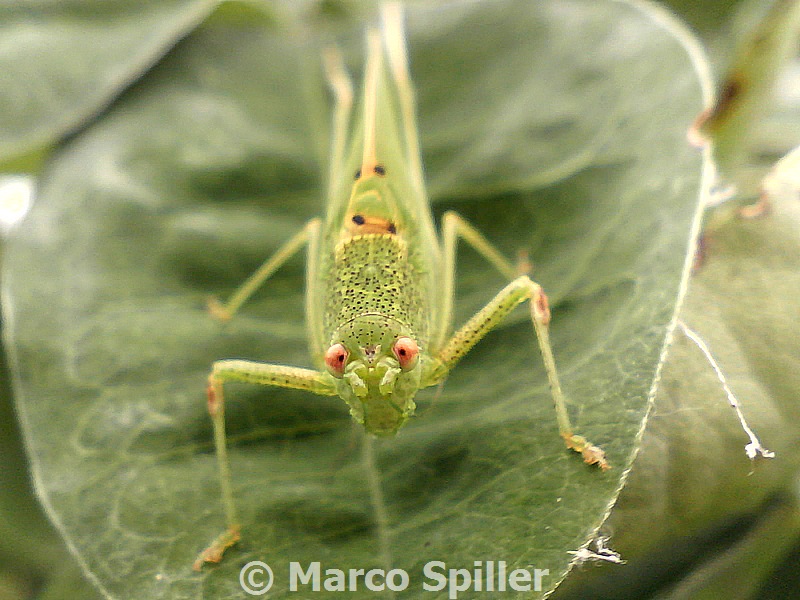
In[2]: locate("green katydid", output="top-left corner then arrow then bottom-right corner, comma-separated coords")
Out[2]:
194,3 -> 608,571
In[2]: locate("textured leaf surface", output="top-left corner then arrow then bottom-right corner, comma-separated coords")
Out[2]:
553,187 -> 800,600
2,1 -> 706,598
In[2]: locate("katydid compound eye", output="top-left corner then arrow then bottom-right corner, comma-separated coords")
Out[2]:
392,337 -> 419,371
325,343 -> 348,377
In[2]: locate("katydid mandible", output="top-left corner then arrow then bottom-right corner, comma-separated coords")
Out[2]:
194,4 -> 608,570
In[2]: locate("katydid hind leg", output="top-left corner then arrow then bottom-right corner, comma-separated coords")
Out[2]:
322,44 -> 354,206
381,2 -> 425,199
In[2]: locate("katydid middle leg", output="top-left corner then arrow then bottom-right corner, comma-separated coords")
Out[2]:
207,219 -> 321,322
205,43 -> 353,326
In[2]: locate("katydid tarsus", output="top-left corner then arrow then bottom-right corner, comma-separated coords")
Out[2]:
194,3 -> 608,571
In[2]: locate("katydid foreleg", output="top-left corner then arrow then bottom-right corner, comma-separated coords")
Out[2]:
426,212 -> 609,470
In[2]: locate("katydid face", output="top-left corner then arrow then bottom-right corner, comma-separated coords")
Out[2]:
325,315 -> 421,435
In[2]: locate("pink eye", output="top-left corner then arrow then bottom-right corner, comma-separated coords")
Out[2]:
393,337 -> 419,371
324,343 -> 348,377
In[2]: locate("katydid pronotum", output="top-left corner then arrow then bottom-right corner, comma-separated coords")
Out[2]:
194,3 -> 607,570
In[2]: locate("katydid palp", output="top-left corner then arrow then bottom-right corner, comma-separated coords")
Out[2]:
194,3 -> 608,571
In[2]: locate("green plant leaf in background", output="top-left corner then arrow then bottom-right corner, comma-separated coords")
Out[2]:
0,0 -> 219,165
689,0 -> 800,177
1,1 -> 709,598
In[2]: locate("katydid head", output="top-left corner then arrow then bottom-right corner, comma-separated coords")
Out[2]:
325,315 -> 422,436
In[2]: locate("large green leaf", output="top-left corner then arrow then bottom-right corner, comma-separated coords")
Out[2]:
2,1 -> 707,598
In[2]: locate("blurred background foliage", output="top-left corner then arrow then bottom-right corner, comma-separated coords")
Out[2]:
0,0 -> 798,598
